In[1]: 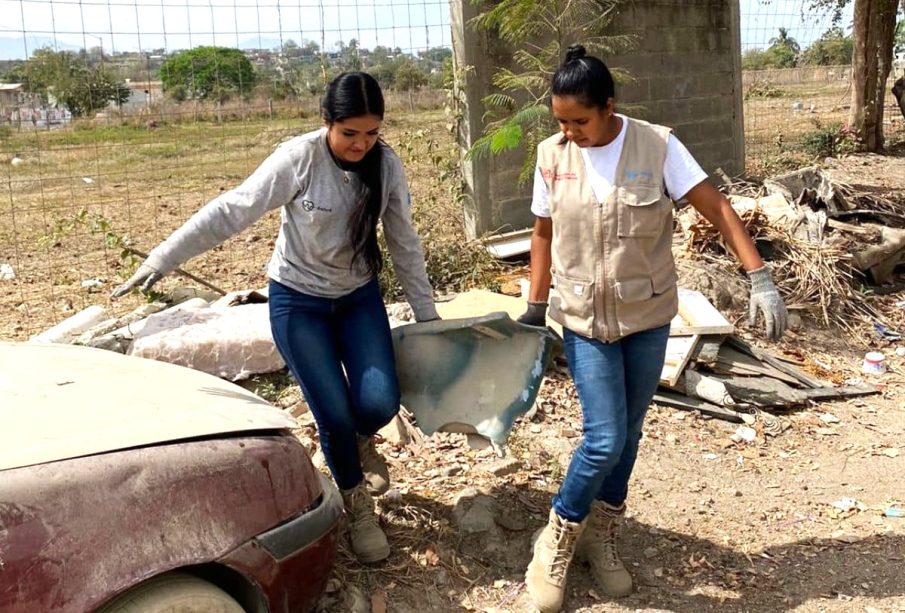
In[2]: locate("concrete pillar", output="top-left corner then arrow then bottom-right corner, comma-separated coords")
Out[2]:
450,0 -> 534,240
450,0 -> 745,240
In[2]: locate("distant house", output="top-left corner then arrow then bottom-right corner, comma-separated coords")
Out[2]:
0,83 -> 24,109
115,80 -> 163,113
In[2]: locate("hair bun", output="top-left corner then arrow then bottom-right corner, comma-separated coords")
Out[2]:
564,44 -> 587,64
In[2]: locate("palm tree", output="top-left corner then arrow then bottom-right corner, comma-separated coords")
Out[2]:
769,27 -> 801,54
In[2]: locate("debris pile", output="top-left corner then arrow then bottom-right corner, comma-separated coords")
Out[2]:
657,285 -> 879,428
679,166 -> 905,332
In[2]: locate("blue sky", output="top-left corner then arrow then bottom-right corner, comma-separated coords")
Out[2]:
0,0 -> 859,60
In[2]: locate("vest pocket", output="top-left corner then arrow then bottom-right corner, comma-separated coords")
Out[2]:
550,272 -> 595,332
617,185 -> 666,239
614,277 -> 653,303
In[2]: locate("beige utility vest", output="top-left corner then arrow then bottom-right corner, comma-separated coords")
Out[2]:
537,117 -> 678,342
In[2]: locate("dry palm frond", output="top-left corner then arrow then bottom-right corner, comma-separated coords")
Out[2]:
681,207 -> 885,335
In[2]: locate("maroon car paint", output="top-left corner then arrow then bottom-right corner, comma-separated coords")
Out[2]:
0,435 -> 329,612
219,525 -> 339,612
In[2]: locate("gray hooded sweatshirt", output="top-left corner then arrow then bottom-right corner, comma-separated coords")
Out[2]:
143,128 -> 438,321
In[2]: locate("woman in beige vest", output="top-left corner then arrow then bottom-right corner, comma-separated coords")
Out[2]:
517,45 -> 788,612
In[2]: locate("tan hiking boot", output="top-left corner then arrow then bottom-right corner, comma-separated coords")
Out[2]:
357,435 -> 390,495
576,500 -> 633,597
525,508 -> 586,613
341,482 -> 390,563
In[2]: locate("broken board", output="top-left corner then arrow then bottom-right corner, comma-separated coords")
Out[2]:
660,335 -> 700,387
670,289 -> 735,336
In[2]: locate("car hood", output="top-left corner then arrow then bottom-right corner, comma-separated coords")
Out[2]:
0,342 -> 297,471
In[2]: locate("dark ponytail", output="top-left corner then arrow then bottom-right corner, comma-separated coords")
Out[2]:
322,71 -> 386,276
551,44 -> 615,110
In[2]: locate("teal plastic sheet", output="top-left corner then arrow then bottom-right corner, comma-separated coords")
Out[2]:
391,312 -> 559,451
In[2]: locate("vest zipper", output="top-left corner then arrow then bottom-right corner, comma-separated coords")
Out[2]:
596,194 -> 609,341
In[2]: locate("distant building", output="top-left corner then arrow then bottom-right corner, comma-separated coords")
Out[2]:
0,83 -> 24,108
0,83 -> 64,127
115,79 -> 164,112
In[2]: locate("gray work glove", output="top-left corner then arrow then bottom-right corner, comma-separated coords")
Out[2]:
111,263 -> 165,298
747,266 -> 788,340
516,301 -> 548,327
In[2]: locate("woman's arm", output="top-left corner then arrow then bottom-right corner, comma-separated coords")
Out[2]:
683,179 -> 788,340
381,156 -> 439,322
113,144 -> 304,296
527,217 -> 553,302
683,180 -> 763,271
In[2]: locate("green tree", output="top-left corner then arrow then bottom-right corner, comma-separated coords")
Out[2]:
800,27 -> 854,65
342,39 -> 362,71
741,48 -> 773,70
393,58 -> 428,91
769,27 -> 801,54
17,48 -> 129,116
158,46 -> 257,102
766,27 -> 800,67
467,0 -> 632,182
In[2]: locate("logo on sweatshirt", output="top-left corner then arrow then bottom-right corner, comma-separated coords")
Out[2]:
301,199 -> 315,212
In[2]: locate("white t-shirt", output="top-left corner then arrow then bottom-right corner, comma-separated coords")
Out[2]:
531,114 -> 708,217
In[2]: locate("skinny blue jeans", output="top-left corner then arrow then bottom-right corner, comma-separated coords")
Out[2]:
553,324 -> 670,522
268,279 -> 400,491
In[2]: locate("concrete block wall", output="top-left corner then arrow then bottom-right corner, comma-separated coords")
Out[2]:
452,0 -> 744,239
608,0 -> 744,178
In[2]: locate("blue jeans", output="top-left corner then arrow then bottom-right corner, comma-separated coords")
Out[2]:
553,324 -> 670,522
268,279 -> 400,491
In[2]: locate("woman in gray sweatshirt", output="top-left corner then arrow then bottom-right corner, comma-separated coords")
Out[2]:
112,72 -> 438,564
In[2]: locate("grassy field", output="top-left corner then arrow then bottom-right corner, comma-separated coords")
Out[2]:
0,104 -> 497,340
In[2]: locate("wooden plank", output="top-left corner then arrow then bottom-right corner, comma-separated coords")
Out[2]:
711,374 -> 808,408
660,335 -> 700,387
653,391 -> 746,423
802,385 -> 880,401
712,346 -> 802,386
670,289 -> 734,336
726,336 -> 830,389
670,319 -> 736,336
691,334 -> 725,365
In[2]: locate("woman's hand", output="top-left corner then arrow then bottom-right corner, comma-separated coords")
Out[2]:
747,267 -> 788,340
517,301 -> 548,327
111,263 -> 165,298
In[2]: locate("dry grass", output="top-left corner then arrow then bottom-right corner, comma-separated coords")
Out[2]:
681,202 -> 886,336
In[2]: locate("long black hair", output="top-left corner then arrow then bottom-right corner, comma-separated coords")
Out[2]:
551,44 -> 616,110
322,71 -> 386,276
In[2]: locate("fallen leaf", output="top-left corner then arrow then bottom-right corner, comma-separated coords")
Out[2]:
424,545 -> 441,566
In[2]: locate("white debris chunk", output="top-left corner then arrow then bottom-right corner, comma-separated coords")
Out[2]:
30,305 -> 109,344
129,303 -> 284,381
0,263 -> 14,280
